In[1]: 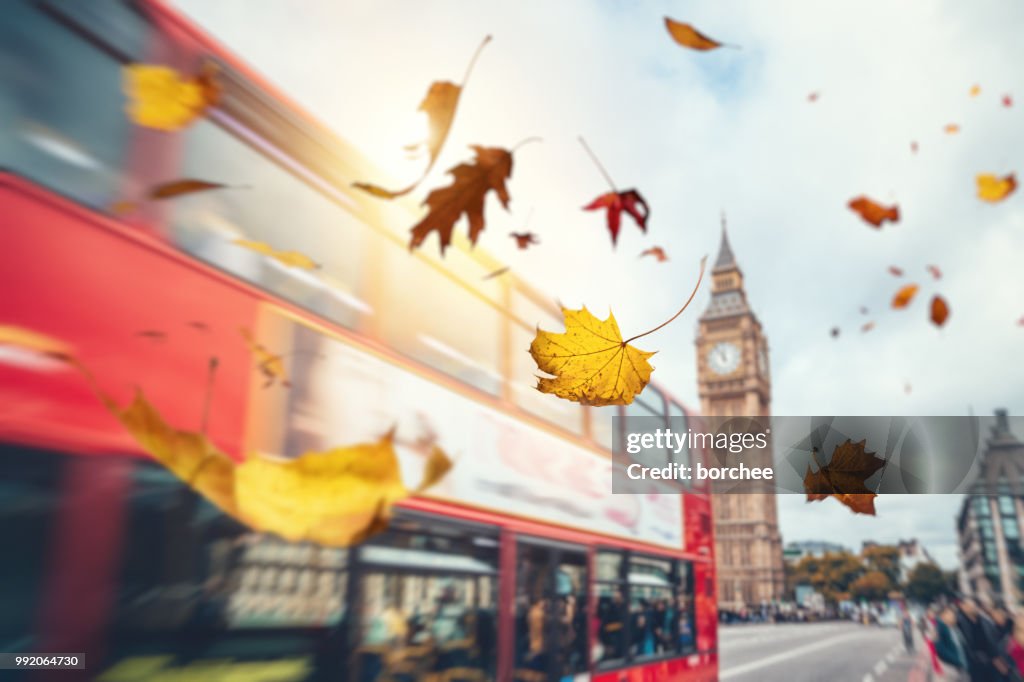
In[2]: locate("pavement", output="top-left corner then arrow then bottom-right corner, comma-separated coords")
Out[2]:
719,621 -> 932,682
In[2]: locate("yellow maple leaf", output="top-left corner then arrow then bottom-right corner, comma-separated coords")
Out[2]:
529,257 -> 707,406
239,327 -> 290,388
976,173 -> 1017,203
123,63 -> 219,132
98,386 -> 451,547
233,240 -> 320,270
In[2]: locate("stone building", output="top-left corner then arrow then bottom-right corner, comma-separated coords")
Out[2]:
695,222 -> 785,612
957,410 -> 1024,608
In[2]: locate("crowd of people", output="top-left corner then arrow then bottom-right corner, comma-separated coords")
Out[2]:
919,597 -> 1024,681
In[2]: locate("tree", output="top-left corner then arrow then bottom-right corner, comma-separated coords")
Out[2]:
905,562 -> 951,604
851,570 -> 894,602
787,551 -> 865,605
862,545 -> 902,584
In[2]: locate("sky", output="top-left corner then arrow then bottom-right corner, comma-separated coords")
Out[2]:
173,0 -> 1024,568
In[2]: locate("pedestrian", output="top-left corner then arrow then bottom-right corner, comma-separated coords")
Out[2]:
957,597 -> 1006,681
935,605 -> 969,680
902,608 -> 916,653
1006,616 -> 1024,681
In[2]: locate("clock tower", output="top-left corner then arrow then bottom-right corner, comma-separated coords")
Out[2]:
696,219 -> 785,612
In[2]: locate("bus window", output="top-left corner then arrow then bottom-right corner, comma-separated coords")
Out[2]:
593,550 -> 627,666
675,560 -> 697,655
509,292 -> 584,435
171,120 -> 371,330
0,0 -> 144,209
353,519 -> 498,682
514,542 -> 588,681
372,228 -> 503,395
627,556 -> 675,658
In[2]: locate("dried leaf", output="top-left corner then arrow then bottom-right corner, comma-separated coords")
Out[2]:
861,321 -> 875,333
1003,95 -> 1013,108
149,179 -> 231,199
892,284 -> 920,309
930,295 -> 950,327
123,63 -> 219,132
848,196 -> 899,228
417,445 -> 454,492
353,36 -> 490,199
239,328 -> 290,388
804,439 -> 886,516
976,173 -> 1017,203
910,141 -> 919,154
830,327 -> 840,338
664,17 -> 726,51
944,123 -> 960,134
510,232 -> 539,249
640,246 -> 668,262
233,240 -> 320,270
529,257 -> 706,406
409,146 -> 513,256
859,306 -> 869,315
0,325 -> 72,359
584,190 -> 649,246
807,91 -> 820,103
888,266 -> 904,277
926,264 -> 942,280
970,84 -> 981,97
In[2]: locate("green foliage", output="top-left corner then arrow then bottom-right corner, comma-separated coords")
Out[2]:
905,562 -> 952,603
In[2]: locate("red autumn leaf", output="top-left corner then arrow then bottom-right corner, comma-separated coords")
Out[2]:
861,321 -> 875,333
808,91 -> 820,103
1003,95 -> 1014,108
910,141 -> 919,154
848,196 -> 899,228
149,178 -> 233,199
584,190 -> 649,246
663,17 -> 726,51
944,123 -> 961,134
930,295 -> 950,327
1018,315 -> 1024,327
892,284 -> 920,309
509,232 -> 539,249
640,246 -> 668,262
926,264 -> 942,280
409,145 -> 513,256
888,266 -> 904,277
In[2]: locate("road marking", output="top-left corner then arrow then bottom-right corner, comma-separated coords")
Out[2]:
875,660 -> 888,676
720,632 -> 864,679
863,675 -> 874,682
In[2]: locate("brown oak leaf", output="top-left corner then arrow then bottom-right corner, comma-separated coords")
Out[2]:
804,439 -> 885,515
409,146 -> 513,256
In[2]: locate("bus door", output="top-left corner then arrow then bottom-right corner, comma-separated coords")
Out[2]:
513,539 -> 589,682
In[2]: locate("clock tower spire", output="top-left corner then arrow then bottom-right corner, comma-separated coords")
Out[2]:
696,216 -> 784,612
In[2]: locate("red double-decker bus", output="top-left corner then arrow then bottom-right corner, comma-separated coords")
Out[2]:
0,1 -> 717,680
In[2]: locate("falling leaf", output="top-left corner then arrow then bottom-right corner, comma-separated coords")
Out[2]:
664,17 -> 726,51
859,306 -> 869,315
137,330 -> 167,342
0,325 -> 72,359
96,386 -> 451,546
584,190 -> 649,246
930,295 -> 950,327
529,257 -> 706,406
888,266 -> 904,277
892,284 -> 920,309
944,123 -> 960,134
861,321 -> 875,333
509,232 -> 539,249
409,145 -> 513,256
354,36 -> 491,199
830,327 -> 840,338
482,266 -> 510,280
149,179 -> 232,199
640,246 -> 668,262
1003,95 -> 1013,108
1018,316 -> 1024,327
807,91 -> 820,103
239,328 -> 290,388
804,439 -> 886,516
910,141 -> 919,154
232,240 -> 320,270
123,63 -> 219,131
976,173 -> 1017,203
926,264 -> 942,280
970,84 -> 981,97
848,196 -> 900,228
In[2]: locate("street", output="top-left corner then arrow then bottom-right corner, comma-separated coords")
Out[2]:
719,622 -> 926,682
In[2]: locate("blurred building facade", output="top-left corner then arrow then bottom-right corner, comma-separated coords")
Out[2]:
696,223 -> 785,612
957,410 -> 1024,608
784,540 -> 848,562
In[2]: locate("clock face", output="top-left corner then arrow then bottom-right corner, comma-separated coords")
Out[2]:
707,341 -> 741,375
